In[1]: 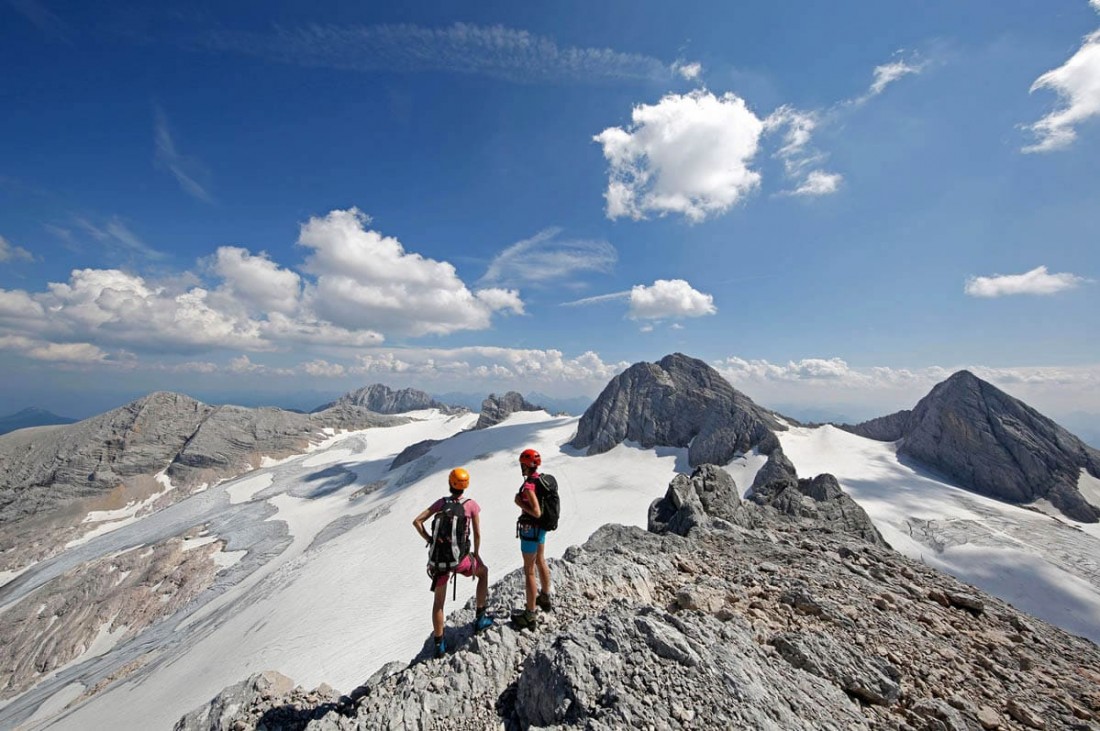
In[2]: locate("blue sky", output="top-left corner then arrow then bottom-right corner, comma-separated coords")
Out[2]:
1,0 -> 1098,425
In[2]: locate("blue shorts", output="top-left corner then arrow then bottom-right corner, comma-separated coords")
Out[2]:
518,523 -> 547,554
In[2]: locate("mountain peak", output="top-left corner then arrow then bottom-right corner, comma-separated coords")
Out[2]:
570,353 -> 787,466
847,370 -> 1100,522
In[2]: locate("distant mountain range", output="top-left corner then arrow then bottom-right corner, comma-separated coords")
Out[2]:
0,408 -> 76,436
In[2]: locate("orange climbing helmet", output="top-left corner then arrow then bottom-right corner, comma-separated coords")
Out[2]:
519,448 -> 541,469
448,467 -> 470,491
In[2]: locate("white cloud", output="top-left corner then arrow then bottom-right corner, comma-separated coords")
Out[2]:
560,291 -> 631,307
1023,25 -> 1100,152
480,228 -> 617,285
204,22 -> 674,85
154,106 -> 213,202
789,170 -> 843,196
628,279 -> 717,320
673,61 -> 702,80
299,208 -> 523,337
0,334 -> 108,364
763,106 -> 842,197
964,265 -> 1089,297
301,359 -> 346,377
211,246 -> 301,315
867,59 -> 923,98
76,216 -> 164,260
594,90 -> 764,222
349,346 -> 629,387
0,235 -> 34,262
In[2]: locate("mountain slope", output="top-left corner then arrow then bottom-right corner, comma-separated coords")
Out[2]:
570,353 -> 789,466
177,466 -> 1100,731
843,370 -> 1100,522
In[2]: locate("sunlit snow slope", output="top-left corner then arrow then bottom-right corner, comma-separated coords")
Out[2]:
779,425 -> 1100,645
2,410 -> 697,731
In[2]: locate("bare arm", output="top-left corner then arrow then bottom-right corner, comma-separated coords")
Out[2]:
515,487 -> 541,519
412,507 -> 434,544
471,512 -> 481,556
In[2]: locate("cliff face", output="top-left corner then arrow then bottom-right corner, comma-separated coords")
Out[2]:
314,384 -> 458,415
570,353 -> 789,467
176,465 -> 1100,731
844,370 -> 1100,522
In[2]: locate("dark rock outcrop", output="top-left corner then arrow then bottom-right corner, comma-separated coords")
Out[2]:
178,467 -> 1100,731
472,392 -> 543,431
843,370 -> 1100,522
313,384 -> 457,415
569,353 -> 788,467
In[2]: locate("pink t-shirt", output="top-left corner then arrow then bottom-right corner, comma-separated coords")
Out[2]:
429,496 -> 480,519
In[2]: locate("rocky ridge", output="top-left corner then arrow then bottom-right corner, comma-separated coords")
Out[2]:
176,464 -> 1100,731
843,371 -> 1100,523
569,353 -> 790,467
472,392 -> 545,431
312,384 -> 461,415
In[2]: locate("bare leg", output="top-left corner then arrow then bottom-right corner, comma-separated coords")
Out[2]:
475,562 -> 488,608
535,543 -> 551,595
522,551 -> 537,612
432,580 -> 447,638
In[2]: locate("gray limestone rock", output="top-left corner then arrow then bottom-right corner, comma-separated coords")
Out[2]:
472,392 -> 543,431
570,353 -> 788,467
843,370 -> 1100,523
313,384 -> 459,415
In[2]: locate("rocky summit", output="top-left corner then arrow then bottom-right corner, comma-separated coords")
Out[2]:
175,464 -> 1100,731
843,370 -> 1100,523
313,384 -> 460,415
569,353 -> 789,467
473,391 -> 545,431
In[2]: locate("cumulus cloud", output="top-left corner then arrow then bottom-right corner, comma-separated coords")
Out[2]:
0,208 -> 522,364
211,246 -> 301,315
628,279 -> 717,320
0,334 -> 108,364
204,22 -> 675,85
964,265 -> 1089,297
154,106 -> 213,202
299,209 -> 523,337
1023,20 -> 1100,152
480,228 -> 617,285
349,346 -> 629,386
301,359 -> 346,377
594,90 -> 765,222
0,235 -> 34,262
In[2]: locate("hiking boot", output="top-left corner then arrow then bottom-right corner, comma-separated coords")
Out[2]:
511,609 -> 538,630
474,613 -> 494,632
536,591 -> 553,612
433,636 -> 447,659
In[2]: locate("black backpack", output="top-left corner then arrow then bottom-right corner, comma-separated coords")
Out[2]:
428,497 -> 471,574
535,474 -> 560,531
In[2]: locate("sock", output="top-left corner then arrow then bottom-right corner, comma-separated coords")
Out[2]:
434,634 -> 444,645
476,607 -> 485,619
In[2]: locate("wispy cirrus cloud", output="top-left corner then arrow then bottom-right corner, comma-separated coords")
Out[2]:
480,228 -> 617,285
154,106 -> 213,203
0,235 -> 34,263
203,22 -> 687,85
964,265 -> 1090,297
75,216 -> 165,261
6,0 -> 72,43
562,278 -> 717,327
1023,3 -> 1100,153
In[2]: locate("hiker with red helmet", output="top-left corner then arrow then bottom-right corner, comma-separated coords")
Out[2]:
412,467 -> 493,658
512,448 -> 553,629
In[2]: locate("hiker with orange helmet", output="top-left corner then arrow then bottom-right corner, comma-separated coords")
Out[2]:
512,448 -> 553,629
413,467 -> 493,658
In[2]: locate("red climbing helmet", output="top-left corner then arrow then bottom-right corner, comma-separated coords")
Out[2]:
519,448 -> 541,469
